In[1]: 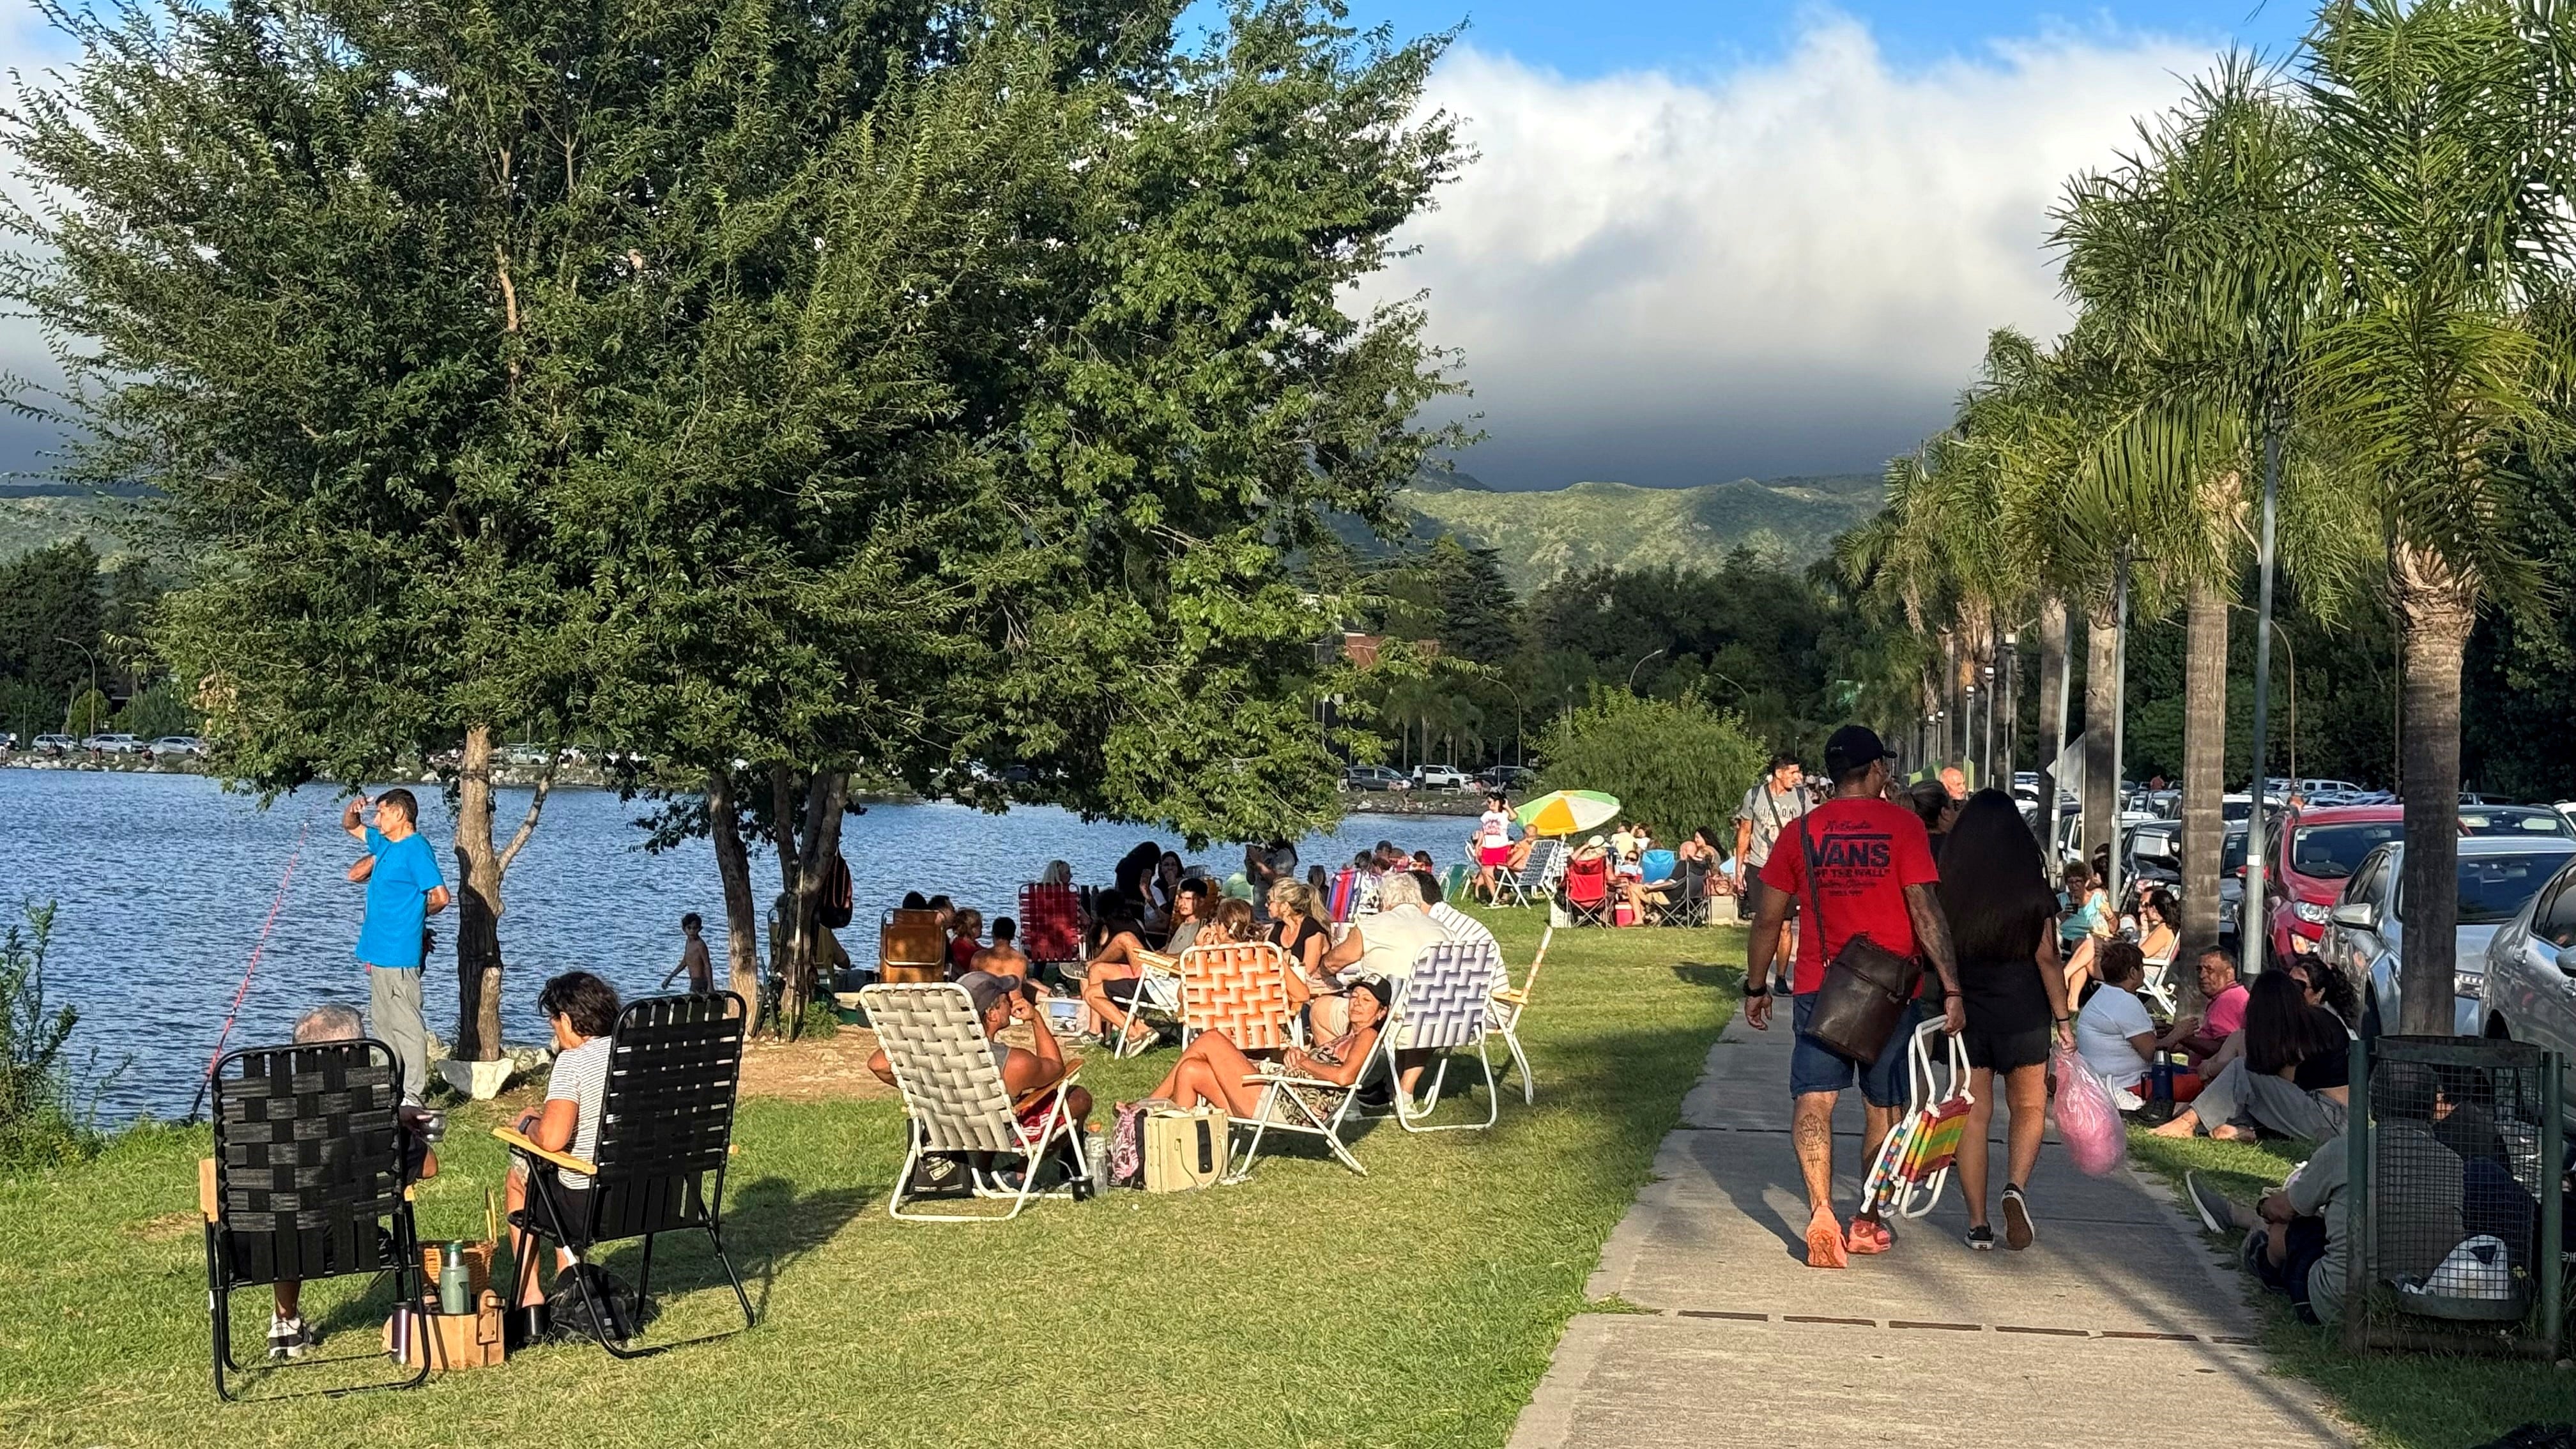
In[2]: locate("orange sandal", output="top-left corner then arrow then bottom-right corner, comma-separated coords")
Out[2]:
1846,1215 -> 1894,1255
1805,1209 -> 1849,1269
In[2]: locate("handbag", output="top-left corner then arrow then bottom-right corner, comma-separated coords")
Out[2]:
1793,814 -> 1922,1064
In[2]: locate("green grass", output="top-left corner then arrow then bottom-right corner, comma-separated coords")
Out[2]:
0,911 -> 1740,1448
2128,1126 -> 2575,1448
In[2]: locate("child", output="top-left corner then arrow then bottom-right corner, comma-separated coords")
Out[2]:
661,912 -> 714,993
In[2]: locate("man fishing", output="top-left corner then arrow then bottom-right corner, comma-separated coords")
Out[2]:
344,789 -> 449,1107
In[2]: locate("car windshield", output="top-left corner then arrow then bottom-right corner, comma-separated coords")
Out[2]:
2455,854 -> 2566,924
2221,799 -> 2253,822
2291,822 -> 2403,878
2460,808 -> 2573,838
2223,832 -> 2248,872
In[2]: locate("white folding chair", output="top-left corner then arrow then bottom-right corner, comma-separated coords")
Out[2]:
859,983 -> 1087,1223
1377,940 -> 1506,1132
1229,1055 -> 1377,1181
1112,953 -> 1184,1058
1485,926 -> 1551,1105
1493,838 -> 1564,908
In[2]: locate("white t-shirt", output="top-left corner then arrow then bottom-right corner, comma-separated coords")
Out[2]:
545,1036 -> 614,1188
2076,985 -> 2154,1091
1353,904 -> 1450,992
1478,809 -> 1514,848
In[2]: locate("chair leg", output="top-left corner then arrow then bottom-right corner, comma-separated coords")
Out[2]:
206,1226 -> 235,1402
705,1223 -> 757,1328
635,1231 -> 656,1320
1505,1025 -> 1535,1104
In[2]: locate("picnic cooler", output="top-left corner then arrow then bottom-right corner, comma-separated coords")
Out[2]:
878,908 -> 946,985
1144,1107 -> 1228,1193
1860,1022 -> 1974,1220
386,1289 -> 505,1370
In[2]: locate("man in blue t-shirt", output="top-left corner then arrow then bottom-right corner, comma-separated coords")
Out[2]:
344,788 -> 450,1106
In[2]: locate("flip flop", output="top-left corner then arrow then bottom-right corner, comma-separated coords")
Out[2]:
1846,1215 -> 1894,1255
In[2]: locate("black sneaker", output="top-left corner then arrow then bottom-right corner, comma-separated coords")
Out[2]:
2001,1184 -> 2034,1250
266,1313 -> 313,1360
1965,1225 -> 1996,1251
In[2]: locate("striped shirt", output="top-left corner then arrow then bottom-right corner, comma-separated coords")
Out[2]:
545,1037 -> 613,1188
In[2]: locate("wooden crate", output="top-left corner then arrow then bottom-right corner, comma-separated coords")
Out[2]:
386,1291 -> 505,1371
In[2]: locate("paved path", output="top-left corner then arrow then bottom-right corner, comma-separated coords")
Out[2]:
1508,1022 -> 2355,1448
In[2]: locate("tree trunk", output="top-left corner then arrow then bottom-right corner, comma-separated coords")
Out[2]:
2393,556 -> 2476,1035
2082,601 -> 2119,871
452,725 -> 505,1061
2035,597 -> 2068,817
707,769 -> 762,1006
779,770 -> 850,1038
769,764 -> 801,894
2178,579 -> 2230,966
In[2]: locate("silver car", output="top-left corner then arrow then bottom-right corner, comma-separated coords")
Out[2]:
2324,836 -> 2576,1036
2481,855 -> 2576,1114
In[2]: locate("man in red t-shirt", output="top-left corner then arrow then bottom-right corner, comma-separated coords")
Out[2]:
1745,725 -> 1965,1269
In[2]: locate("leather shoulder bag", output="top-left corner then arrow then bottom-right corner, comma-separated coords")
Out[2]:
1793,813 -> 1922,1065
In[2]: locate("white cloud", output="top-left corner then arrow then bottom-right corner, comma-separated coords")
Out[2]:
1377,16 -> 2216,488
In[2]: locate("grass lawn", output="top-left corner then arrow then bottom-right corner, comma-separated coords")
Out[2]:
2128,1127 -> 2575,1448
0,909 -> 1742,1449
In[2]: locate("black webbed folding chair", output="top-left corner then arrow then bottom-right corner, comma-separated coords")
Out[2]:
496,992 -> 755,1358
203,1038 -> 425,1401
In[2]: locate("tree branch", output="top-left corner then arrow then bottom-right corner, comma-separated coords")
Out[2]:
496,750 -> 558,875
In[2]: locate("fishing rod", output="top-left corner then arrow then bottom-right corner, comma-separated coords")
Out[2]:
186,818 -> 312,1123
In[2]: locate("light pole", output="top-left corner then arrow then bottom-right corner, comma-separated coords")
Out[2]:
1498,682 -> 1526,769
1982,660 -> 1997,788
2001,631 -> 2019,785
2227,604 -> 2299,786
1627,648 -> 1667,693
56,636 -> 99,737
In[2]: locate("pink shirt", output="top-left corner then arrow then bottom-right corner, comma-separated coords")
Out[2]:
2204,983 -> 2249,1038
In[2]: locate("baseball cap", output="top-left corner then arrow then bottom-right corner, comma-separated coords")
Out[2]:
1823,724 -> 1898,778
958,970 -> 1016,1018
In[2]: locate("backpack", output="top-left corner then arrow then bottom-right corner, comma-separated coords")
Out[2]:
818,854 -> 854,930
546,1262 -> 650,1344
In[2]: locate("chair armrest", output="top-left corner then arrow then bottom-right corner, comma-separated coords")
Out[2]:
200,1157 -> 218,1222
1492,989 -> 1528,1007
1243,1071 -> 1338,1089
491,1125 -> 597,1177
1009,1062 -> 1083,1115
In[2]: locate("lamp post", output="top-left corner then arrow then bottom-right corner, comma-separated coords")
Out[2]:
1963,683 -> 1978,787
1627,648 -> 1667,693
1982,661 -> 1997,788
1498,682 -> 1526,769
2001,631 -> 2018,786
56,636 -> 99,738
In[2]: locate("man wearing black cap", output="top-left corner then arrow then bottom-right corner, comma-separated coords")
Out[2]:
1744,724 -> 1964,1269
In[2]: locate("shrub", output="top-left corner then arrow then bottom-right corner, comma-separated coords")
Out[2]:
1536,689 -> 1769,843
0,903 -> 100,1172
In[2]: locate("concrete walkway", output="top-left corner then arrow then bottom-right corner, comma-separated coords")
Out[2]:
1508,1020 -> 2356,1448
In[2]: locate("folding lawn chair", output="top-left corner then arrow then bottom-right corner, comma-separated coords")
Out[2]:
2139,954 -> 2182,1017
1858,1020 -> 1975,1221
1647,859 -> 1710,926
1112,950 -> 1185,1058
203,1038 -> 427,1400
1017,882 -> 1085,970
1493,838 -> 1563,908
860,981 -> 1090,1222
1485,926 -> 1551,1105
1559,852 -> 1612,926
1377,940 -> 1507,1132
879,908 -> 947,985
1229,1039 -> 1384,1181
1177,941 -> 1296,1052
495,992 -> 755,1357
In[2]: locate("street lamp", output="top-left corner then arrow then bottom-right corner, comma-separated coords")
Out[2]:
1982,661 -> 1997,788
1497,682 -> 1527,769
1627,648 -> 1667,693
56,636 -> 99,738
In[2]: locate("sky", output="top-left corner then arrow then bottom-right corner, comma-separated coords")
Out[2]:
0,1 -> 2312,487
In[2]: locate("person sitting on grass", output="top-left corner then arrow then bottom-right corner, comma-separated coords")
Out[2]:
970,916 -> 1029,985
868,970 -> 1089,1181
2076,941 -> 2157,1110
2185,1062 -> 2461,1327
2152,965 -> 2350,1142
2158,947 -> 2248,1070
505,971 -> 620,1310
1138,977 -> 1392,1119
264,1002 -> 440,1360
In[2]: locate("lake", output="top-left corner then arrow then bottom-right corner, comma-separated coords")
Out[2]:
0,769 -> 1470,1121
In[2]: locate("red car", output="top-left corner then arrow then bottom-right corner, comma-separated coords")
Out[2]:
2264,804 -> 2405,963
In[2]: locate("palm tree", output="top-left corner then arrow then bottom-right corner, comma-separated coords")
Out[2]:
2300,0 -> 2576,1032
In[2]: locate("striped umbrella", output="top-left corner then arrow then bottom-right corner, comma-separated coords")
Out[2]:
1514,789 -> 1622,838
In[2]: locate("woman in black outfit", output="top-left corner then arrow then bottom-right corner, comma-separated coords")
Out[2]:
2151,967 -> 2350,1142
1937,789 -> 2074,1252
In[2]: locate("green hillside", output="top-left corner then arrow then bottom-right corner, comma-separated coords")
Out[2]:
0,491 -> 141,564
1400,473 -> 1883,594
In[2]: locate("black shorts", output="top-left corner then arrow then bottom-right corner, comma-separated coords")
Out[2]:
1102,978 -> 1142,1006
1959,1021 -> 2051,1074
1744,874 -> 1798,919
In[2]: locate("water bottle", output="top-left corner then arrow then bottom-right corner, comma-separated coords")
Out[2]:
439,1241 -> 470,1315
2149,1055 -> 2175,1105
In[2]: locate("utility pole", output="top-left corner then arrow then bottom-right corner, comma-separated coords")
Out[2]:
2244,427 -> 2282,979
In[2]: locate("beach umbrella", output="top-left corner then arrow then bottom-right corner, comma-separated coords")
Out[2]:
1515,790 -> 1621,837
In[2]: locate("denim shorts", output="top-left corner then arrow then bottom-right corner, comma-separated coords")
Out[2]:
1788,992 -> 1919,1108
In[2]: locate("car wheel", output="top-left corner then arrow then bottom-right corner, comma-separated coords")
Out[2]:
2486,1014 -> 2512,1041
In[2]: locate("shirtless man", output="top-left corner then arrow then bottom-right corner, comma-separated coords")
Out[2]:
970,917 -> 1031,985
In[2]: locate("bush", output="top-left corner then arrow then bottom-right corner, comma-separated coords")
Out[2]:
1536,689 -> 1769,842
0,903 -> 100,1173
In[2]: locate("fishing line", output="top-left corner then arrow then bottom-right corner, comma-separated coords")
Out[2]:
187,817 -> 313,1122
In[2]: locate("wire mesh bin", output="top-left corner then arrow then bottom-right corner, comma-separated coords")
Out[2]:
2342,1034 -> 2564,1356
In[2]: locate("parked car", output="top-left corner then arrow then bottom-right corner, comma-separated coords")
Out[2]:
501,741 -> 559,767
1475,765 -> 1535,793
82,733 -> 143,754
2323,836 -> 2576,1037
2263,802 -> 2407,963
1341,765 -> 1409,793
1411,763 -> 1472,790
2458,804 -> 2575,839
31,733 -> 76,755
0,731 -> 14,751
2480,855 -> 2576,1102
146,735 -> 206,759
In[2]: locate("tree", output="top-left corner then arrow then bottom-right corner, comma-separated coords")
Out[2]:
2299,0 -> 2576,1032
0,539 -> 103,702
1535,689 -> 1768,841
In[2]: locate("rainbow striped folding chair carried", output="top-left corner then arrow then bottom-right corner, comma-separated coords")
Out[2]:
1859,1020 -> 1975,1220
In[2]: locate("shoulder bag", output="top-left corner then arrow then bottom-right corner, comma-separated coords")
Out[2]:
1794,813 -> 1922,1065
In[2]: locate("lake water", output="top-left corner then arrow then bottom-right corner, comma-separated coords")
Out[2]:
0,769 -> 1468,1121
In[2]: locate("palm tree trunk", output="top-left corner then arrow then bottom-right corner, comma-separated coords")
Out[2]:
2082,600 -> 2119,871
2393,556 -> 2476,1034
2035,596 -> 2069,815
2178,580 -> 2230,964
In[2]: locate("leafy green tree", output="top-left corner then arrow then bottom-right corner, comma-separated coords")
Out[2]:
1535,689 -> 1768,842
61,688 -> 109,739
0,539 -> 103,701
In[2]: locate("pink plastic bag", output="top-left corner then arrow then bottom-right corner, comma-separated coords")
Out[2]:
2050,1043 -> 2127,1176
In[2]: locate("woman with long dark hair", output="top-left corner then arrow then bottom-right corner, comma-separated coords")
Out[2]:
1936,788 -> 2073,1252
2150,967 -> 2350,1142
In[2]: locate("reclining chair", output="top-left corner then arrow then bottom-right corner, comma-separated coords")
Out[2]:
496,992 -> 755,1358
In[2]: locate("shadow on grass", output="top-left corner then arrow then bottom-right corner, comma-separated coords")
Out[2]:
681,1174 -> 870,1317
1670,962 -> 1745,991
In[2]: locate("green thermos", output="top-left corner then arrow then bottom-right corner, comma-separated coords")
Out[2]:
438,1241 -> 470,1315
